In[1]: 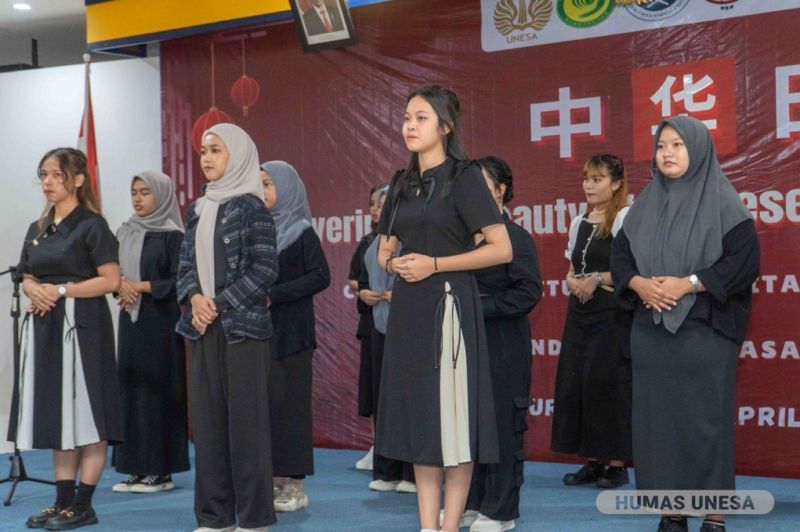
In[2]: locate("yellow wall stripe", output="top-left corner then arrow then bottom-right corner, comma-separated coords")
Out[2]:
86,0 -> 291,44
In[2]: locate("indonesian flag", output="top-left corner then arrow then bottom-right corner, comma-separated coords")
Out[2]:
77,53 -> 101,209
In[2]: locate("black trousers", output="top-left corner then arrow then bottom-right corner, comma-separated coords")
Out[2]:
188,321 -> 275,529
371,330 -> 415,483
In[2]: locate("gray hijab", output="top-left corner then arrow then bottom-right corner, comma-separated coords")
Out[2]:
364,184 -> 393,333
195,123 -> 264,297
117,171 -> 184,322
260,161 -> 312,253
623,115 -> 750,333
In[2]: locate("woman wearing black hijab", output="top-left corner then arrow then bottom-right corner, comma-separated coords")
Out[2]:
611,116 -> 760,532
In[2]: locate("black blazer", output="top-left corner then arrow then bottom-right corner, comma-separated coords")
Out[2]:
302,1 -> 345,36
269,226 -> 331,358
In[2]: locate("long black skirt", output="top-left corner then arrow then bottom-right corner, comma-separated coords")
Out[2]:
631,316 -> 738,490
270,349 -> 314,477
551,293 -> 633,460
112,296 -> 189,475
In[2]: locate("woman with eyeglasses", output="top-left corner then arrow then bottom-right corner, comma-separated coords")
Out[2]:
375,85 -> 512,532
10,147 -> 123,530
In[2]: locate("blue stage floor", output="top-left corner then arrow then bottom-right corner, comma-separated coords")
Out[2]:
0,448 -> 797,531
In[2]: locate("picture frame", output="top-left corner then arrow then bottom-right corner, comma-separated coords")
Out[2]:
288,0 -> 359,52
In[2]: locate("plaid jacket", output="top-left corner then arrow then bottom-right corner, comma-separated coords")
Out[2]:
176,194 -> 278,343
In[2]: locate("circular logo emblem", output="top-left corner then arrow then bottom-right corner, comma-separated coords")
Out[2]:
625,0 -> 690,22
494,0 -> 554,36
557,0 -> 615,28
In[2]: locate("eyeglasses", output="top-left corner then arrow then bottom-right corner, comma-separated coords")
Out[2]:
33,172 -> 66,185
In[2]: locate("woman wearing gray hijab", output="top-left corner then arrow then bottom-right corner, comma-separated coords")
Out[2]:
259,161 -> 330,513
611,116 -> 760,532
176,123 -> 279,532
112,171 -> 188,493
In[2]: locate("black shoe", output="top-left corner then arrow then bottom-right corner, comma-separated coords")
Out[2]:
658,516 -> 688,532
596,466 -> 630,488
563,462 -> 605,485
44,507 -> 98,530
700,521 -> 726,532
26,507 -> 61,529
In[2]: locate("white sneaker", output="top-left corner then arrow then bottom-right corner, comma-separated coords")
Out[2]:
469,513 -> 515,531
235,527 -> 269,532
274,483 -> 309,512
355,446 -> 374,471
112,474 -> 143,493
368,479 -> 400,491
193,527 -> 236,532
439,508 -> 480,528
395,480 -> 417,493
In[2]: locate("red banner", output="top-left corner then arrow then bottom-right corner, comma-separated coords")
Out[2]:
160,0 -> 800,478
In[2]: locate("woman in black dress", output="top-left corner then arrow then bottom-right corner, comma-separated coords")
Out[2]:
348,183 -> 385,471
551,154 -> 633,489
11,147 -> 122,530
177,123 -> 279,531
375,85 -> 512,532
465,156 -> 542,532
112,171 -> 189,493
611,117 -> 760,532
260,161 -> 331,513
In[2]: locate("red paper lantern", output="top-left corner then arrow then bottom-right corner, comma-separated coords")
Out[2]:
191,106 -> 234,154
230,75 -> 260,117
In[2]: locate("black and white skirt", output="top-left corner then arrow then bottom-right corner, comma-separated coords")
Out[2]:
9,297 -> 123,450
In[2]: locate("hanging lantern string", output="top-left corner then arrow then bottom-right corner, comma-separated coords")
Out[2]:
211,41 -> 216,107
241,38 -> 246,76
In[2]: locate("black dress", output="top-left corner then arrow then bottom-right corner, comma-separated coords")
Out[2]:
269,226 -> 331,477
349,231 -> 376,417
112,231 -> 189,476
375,159 -> 502,467
611,219 -> 760,490
551,212 -> 633,460
9,205 -> 123,450
467,214 -> 542,521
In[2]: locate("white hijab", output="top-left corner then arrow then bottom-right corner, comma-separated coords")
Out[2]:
194,123 -> 264,297
117,171 -> 184,322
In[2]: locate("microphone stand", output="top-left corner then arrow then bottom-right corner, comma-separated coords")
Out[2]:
0,266 -> 54,506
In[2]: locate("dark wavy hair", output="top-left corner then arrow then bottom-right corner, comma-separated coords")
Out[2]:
583,153 -> 628,238
392,85 -> 468,200
477,155 -> 514,206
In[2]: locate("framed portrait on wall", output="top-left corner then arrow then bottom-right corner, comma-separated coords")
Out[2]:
289,0 -> 358,52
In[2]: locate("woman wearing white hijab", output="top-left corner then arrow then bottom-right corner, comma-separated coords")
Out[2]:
112,171 -> 189,493
259,161 -> 330,513
176,124 -> 279,532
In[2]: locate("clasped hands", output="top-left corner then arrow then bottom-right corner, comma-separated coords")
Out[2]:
391,253 -> 435,283
115,277 -> 141,311
630,275 -> 691,312
26,282 -> 60,317
358,289 -> 391,306
190,294 -> 218,335
567,274 -> 599,304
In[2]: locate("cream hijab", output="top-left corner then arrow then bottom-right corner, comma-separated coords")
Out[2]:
194,123 -> 264,298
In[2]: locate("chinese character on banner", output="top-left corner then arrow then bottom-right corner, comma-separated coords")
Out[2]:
631,58 -> 736,161
776,64 -> 800,139
530,86 -> 602,159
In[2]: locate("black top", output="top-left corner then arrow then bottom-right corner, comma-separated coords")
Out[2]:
611,219 -> 760,346
477,213 -> 542,319
138,231 -> 183,303
19,205 -> 118,283
269,226 -> 331,358
569,217 -> 621,313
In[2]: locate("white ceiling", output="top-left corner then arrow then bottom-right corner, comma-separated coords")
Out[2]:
0,0 -> 95,68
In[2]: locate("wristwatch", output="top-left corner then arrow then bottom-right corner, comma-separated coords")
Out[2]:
57,285 -> 67,298
594,272 -> 603,286
689,274 -> 699,294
